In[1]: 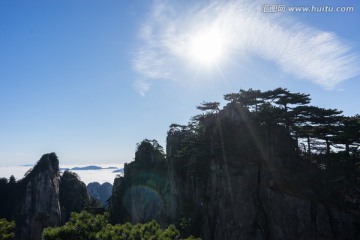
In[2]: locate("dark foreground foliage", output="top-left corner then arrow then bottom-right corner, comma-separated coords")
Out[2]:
0,218 -> 15,240
42,210 -> 200,240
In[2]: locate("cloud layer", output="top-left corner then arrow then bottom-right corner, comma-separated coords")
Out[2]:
132,0 -> 359,94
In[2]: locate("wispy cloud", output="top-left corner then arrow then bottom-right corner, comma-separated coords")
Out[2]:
133,79 -> 151,96
132,0 -> 359,94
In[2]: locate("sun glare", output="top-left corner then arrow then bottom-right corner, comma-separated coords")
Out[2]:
188,28 -> 226,66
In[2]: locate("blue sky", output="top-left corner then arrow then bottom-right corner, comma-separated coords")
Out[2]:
0,0 -> 359,166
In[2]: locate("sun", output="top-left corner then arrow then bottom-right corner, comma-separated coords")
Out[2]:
188,27 -> 226,66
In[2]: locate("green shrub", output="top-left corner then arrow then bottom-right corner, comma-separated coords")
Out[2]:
42,211 -> 200,240
0,218 -> 15,240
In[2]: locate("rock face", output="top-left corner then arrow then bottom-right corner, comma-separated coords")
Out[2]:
112,103 -> 360,239
165,103 -> 359,240
87,182 -> 112,206
59,170 -> 90,223
17,153 -> 61,240
110,140 -> 168,225
168,152 -> 357,239
0,153 -> 91,240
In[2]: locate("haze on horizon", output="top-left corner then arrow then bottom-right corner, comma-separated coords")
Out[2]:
0,0 -> 359,167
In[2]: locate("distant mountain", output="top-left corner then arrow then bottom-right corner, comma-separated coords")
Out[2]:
66,166 -> 120,171
113,168 -> 124,173
105,167 -> 118,169
18,164 -> 33,167
87,182 -> 112,206
71,165 -> 102,170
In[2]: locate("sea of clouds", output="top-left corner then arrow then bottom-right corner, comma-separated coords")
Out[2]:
0,163 -> 124,185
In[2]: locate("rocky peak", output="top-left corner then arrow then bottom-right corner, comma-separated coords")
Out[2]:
110,100 -> 360,239
164,105 -> 359,239
135,139 -> 165,164
17,153 -> 61,240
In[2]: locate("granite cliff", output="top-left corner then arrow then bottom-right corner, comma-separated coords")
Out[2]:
17,153 -> 61,240
110,139 -> 168,225
0,153 -> 90,240
111,102 -> 360,239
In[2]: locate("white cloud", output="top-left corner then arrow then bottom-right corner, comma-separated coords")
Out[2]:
132,49 -> 171,80
132,0 -> 359,93
133,79 -> 151,96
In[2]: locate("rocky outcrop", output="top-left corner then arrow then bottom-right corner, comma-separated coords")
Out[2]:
112,102 -> 360,239
171,154 -> 358,240
110,140 -> 169,225
59,170 -> 90,223
5,153 -> 91,240
165,103 -> 360,240
17,153 -> 61,240
87,182 -> 112,206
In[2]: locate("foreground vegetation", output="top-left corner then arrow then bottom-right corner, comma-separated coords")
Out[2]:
42,211 -> 200,240
0,218 -> 15,240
